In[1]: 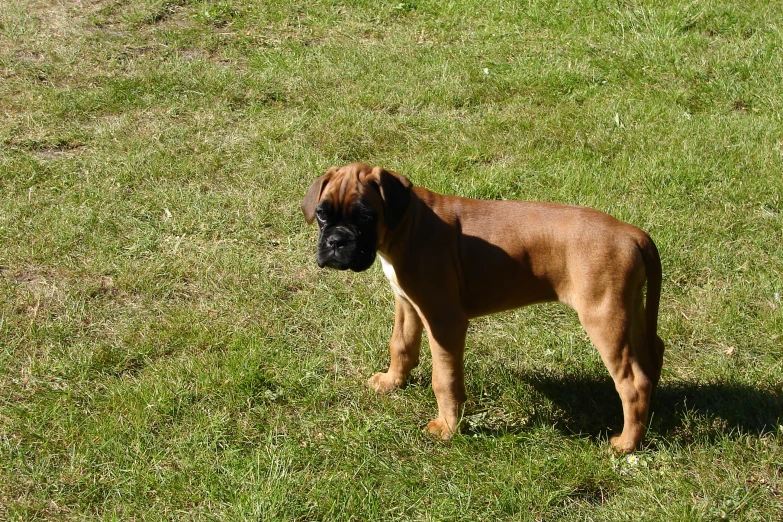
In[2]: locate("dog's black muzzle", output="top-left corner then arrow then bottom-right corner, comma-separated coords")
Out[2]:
316,226 -> 376,272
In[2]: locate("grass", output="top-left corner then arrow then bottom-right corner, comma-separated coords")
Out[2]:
1,0 -> 782,519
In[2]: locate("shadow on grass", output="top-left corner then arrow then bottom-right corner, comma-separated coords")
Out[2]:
466,369 -> 783,445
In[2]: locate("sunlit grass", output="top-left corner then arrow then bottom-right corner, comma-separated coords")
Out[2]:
1,0 -> 781,519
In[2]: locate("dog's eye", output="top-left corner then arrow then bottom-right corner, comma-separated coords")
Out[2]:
315,208 -> 327,223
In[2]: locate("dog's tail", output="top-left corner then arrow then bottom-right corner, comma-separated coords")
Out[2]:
638,233 -> 664,386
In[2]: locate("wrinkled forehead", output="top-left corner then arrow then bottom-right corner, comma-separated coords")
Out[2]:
320,168 -> 381,210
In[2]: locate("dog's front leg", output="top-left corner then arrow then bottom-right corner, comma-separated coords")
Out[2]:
423,316 -> 468,440
368,294 -> 423,393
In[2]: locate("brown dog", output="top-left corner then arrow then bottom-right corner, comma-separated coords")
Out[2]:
302,163 -> 664,453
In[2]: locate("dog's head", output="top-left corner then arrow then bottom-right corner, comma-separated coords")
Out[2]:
302,163 -> 412,272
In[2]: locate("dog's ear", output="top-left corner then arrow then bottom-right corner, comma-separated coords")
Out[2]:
369,167 -> 413,229
302,168 -> 336,224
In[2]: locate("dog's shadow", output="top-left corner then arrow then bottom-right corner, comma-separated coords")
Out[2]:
463,368 -> 782,445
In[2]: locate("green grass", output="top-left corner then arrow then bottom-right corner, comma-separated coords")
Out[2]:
1,0 -> 782,519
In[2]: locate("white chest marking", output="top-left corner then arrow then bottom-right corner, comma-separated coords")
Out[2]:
378,253 -> 409,300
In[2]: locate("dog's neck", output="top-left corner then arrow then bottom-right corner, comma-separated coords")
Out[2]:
376,190 -> 423,267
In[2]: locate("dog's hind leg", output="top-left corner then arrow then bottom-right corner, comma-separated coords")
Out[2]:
578,295 -> 654,453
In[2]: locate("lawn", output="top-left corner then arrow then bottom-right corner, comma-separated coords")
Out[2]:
1,0 -> 781,519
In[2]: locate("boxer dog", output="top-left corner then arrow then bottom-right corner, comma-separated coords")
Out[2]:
302,163 -> 664,453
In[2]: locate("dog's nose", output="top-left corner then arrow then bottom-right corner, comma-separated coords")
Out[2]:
326,236 -> 348,250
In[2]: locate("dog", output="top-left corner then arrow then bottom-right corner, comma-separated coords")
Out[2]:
302,163 -> 664,453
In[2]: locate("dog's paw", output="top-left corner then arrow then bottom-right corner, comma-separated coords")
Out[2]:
609,434 -> 638,454
367,372 -> 404,393
425,418 -> 457,440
